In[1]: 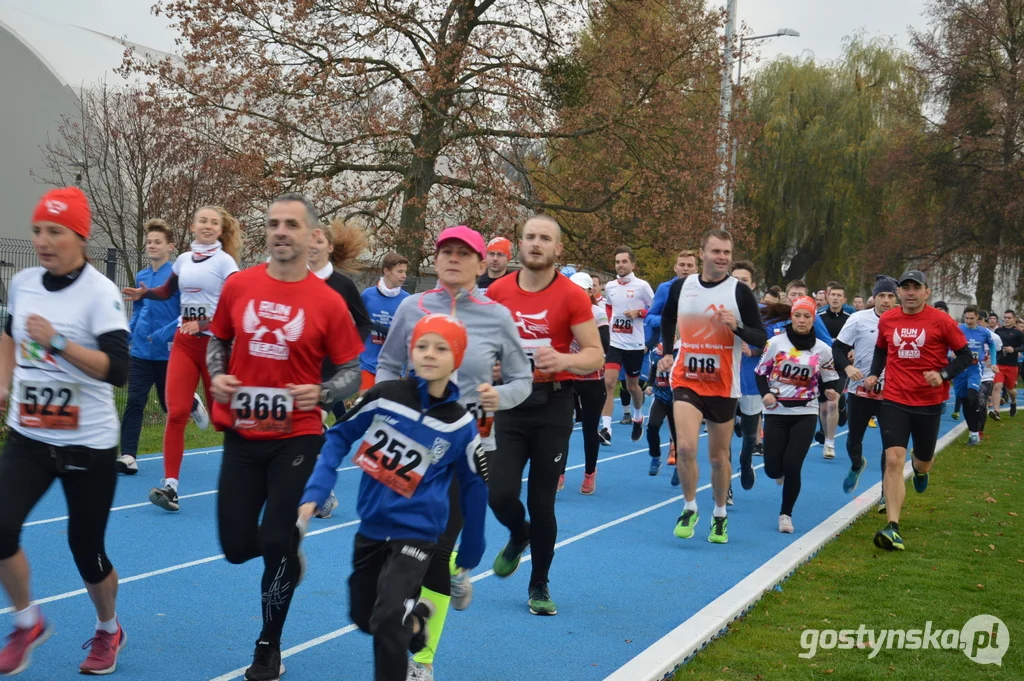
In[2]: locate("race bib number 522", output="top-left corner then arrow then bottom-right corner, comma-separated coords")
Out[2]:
231,387 -> 293,434
354,421 -> 430,498
18,380 -> 80,430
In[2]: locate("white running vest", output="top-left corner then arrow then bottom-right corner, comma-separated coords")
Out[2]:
670,274 -> 744,398
172,249 -> 239,326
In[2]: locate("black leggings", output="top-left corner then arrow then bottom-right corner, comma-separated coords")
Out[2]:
647,398 -> 675,458
619,381 -> 631,407
218,430 -> 323,644
0,431 -> 116,584
762,414 -> 817,516
570,379 -> 606,474
960,388 -> 981,432
421,480 -> 463,597
738,409 -> 760,467
488,388 -> 574,588
846,394 -> 886,478
979,382 -> 993,433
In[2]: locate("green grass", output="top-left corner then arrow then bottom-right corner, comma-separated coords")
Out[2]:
675,421 -> 1024,681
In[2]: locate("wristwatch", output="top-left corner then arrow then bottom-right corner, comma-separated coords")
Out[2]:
320,388 -> 332,404
50,334 -> 68,355
939,368 -> 950,381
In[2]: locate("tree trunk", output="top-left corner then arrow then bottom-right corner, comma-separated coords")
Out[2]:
974,216 -> 1001,311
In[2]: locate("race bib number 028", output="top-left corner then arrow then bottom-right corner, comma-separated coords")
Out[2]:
231,387 -> 293,434
354,421 -> 430,498
18,380 -> 80,430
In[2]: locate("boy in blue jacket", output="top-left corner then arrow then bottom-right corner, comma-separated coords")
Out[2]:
299,313 -> 486,681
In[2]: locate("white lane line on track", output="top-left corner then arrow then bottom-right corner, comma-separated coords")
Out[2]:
204,460 -> 767,681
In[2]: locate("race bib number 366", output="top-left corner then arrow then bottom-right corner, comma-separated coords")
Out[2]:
18,380 -> 80,430
231,387 -> 293,434
354,421 -> 430,498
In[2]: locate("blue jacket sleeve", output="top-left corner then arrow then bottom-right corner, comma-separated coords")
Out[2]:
129,298 -> 142,336
646,281 -> 670,334
813,316 -> 834,347
301,395 -> 377,509
152,316 -> 180,346
452,433 -> 488,570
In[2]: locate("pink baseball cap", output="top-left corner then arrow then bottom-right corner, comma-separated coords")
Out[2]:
436,225 -> 486,259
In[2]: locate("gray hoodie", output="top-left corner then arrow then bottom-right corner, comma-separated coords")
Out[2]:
376,286 -> 533,450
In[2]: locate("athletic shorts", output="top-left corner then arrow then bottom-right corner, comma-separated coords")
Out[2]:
606,346 -> 645,378
953,367 -> 982,395
673,387 -> 738,424
360,370 -> 376,392
995,364 -> 1019,387
739,394 -> 763,416
879,400 -> 942,462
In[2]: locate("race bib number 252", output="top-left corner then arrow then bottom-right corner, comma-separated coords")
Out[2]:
354,421 -> 430,498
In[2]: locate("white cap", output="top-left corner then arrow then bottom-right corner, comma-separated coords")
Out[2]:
569,271 -> 594,291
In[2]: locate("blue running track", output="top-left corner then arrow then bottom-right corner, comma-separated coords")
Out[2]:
11,400 -> 966,680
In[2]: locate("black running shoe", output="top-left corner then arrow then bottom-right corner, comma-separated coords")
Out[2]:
631,418 -> 644,442
726,486 -> 734,506
1011,402 -> 1017,417
619,414 -> 632,425
990,410 -> 1001,422
245,640 -> 283,681
148,485 -> 179,512
814,430 -> 825,445
598,427 -> 611,446
407,600 -> 435,653
740,450 -> 755,490
753,442 -> 764,457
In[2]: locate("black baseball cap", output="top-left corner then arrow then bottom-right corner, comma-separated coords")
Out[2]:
898,270 -> 927,286
934,300 -> 949,312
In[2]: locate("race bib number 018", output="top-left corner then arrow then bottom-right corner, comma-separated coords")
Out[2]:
354,421 -> 430,498
683,353 -> 720,382
181,304 -> 209,322
18,380 -> 80,430
231,387 -> 293,434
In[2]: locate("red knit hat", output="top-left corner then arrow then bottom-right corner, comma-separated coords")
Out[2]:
791,296 -> 817,318
486,236 -> 512,258
32,187 -> 91,239
410,314 -> 468,369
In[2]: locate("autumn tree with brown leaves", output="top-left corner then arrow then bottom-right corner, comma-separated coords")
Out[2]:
123,0 -> 728,278
35,84 -> 252,282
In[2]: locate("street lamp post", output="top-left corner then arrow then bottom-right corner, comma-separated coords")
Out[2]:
727,28 -> 799,211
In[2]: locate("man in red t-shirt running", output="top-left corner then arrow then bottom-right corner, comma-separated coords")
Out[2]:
485,215 -> 603,616
865,270 -> 971,552
207,193 -> 362,681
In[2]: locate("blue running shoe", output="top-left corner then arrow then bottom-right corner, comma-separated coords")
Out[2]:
649,457 -> 662,476
843,459 -> 867,494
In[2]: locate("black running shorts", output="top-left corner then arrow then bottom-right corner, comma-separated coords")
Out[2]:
672,387 -> 738,425
879,400 -> 943,462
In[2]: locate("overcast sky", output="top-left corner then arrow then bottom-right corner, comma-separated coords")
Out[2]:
3,0 -> 934,65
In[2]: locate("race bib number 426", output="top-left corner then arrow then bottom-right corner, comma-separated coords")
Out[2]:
18,380 -> 80,430
354,421 -> 430,498
612,317 -> 633,334
231,387 -> 293,434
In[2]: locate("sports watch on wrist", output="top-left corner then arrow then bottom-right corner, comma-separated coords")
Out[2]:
50,334 -> 68,355
320,388 -> 331,405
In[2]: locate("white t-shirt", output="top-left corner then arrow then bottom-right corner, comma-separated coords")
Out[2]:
604,274 -> 654,351
836,308 -> 884,395
7,265 -> 129,448
983,329 -> 1002,382
172,249 -> 239,327
755,332 -> 839,416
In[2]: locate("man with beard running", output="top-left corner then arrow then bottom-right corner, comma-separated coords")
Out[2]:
864,270 -> 971,551
601,247 -> 654,444
486,215 -> 603,615
659,229 -> 767,544
831,276 -> 898,496
206,193 -> 363,680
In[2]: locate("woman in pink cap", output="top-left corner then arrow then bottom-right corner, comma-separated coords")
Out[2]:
0,187 -> 130,675
376,225 -> 533,680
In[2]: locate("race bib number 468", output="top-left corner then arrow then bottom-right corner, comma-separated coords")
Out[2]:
231,387 -> 293,434
181,304 -> 209,322
18,380 -> 80,430
354,421 -> 430,498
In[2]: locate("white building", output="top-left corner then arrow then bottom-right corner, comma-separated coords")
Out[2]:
0,6 -> 169,237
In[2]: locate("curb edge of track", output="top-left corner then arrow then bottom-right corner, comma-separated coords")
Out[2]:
602,415 -> 976,681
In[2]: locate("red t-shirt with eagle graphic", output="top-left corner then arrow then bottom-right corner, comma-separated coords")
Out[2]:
875,305 -> 967,407
209,264 -> 362,439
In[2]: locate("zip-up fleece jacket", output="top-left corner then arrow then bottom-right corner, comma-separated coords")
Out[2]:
375,287 -> 533,450
301,376 -> 489,570
129,261 -> 180,360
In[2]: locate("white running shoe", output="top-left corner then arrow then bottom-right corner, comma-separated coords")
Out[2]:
406,660 -> 433,681
778,514 -> 794,534
451,569 -> 473,611
823,444 -> 836,460
314,491 -> 338,519
116,455 -> 138,475
191,394 -> 210,430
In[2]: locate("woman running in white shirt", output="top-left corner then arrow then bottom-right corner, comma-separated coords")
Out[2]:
123,206 -> 242,512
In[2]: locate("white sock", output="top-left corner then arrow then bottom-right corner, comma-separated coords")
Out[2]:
632,406 -> 643,421
13,605 -> 40,629
683,499 -> 698,513
96,616 -> 118,634
825,439 -> 835,448
165,478 -> 179,492
601,416 -> 611,430
713,504 -> 728,518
